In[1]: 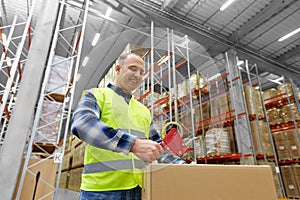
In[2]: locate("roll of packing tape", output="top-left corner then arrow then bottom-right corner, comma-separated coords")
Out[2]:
161,121 -> 183,139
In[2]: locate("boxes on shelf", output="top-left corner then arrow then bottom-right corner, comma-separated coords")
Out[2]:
280,165 -> 300,198
142,164 -> 277,200
218,94 -> 231,121
284,129 -> 300,159
194,101 -> 210,131
14,158 -> 58,200
257,160 -> 284,198
68,167 -> 83,192
249,120 -> 273,155
280,103 -> 300,122
277,82 -> 293,96
62,151 -> 72,171
267,108 -> 283,126
292,165 -> 300,197
263,88 -> 278,104
273,130 -> 300,160
58,171 -> 69,189
210,94 -> 231,126
226,125 -> 237,154
72,141 -> 86,168
244,85 -> 264,118
205,128 -> 231,156
273,132 -> 291,160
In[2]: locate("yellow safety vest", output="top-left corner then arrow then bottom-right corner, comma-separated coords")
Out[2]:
81,87 -> 151,191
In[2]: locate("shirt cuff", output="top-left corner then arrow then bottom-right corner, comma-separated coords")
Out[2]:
117,130 -> 138,155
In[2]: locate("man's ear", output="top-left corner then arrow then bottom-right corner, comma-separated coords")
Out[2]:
115,64 -> 121,74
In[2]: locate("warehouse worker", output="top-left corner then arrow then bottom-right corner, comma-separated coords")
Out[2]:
71,52 -> 184,200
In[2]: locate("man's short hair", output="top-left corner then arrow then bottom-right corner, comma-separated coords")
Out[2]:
117,53 -> 141,66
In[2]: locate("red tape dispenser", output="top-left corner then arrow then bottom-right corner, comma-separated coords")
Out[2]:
160,127 -> 187,157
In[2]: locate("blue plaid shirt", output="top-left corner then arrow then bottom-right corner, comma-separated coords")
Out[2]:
71,83 -> 185,164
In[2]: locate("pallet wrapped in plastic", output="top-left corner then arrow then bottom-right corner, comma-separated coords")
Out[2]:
199,74 -> 209,94
45,55 -> 71,95
205,128 -> 231,156
35,101 -> 62,144
182,136 -> 204,160
177,80 -> 188,101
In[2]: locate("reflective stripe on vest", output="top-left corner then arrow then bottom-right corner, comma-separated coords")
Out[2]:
83,159 -> 147,174
119,129 -> 146,139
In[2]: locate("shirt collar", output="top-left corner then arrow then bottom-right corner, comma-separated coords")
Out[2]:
107,83 -> 132,103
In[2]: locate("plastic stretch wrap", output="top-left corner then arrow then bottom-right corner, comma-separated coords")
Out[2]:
182,136 -> 204,160
205,128 -> 231,156
45,55 -> 71,95
36,101 -> 62,144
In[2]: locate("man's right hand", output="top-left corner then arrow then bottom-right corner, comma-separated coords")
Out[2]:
130,139 -> 164,163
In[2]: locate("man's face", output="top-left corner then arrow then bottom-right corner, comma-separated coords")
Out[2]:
115,54 -> 145,93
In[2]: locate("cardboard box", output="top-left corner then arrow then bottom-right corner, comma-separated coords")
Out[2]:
14,158 -> 58,200
143,164 -> 277,200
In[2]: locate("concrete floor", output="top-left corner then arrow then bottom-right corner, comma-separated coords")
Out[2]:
56,188 -> 80,200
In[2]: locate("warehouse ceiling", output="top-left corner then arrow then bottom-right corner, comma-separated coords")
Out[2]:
1,0 -> 300,106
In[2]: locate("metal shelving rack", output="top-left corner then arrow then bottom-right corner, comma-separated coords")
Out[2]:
0,13 -> 34,146
17,1 -> 89,199
139,23 -> 198,162
240,59 -> 287,198
0,0 -> 89,199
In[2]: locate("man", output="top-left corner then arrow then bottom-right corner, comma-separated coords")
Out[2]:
71,53 -> 184,200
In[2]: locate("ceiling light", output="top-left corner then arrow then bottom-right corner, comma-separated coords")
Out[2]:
157,55 -> 170,65
208,73 -> 221,81
6,56 -> 12,66
82,56 -> 89,67
220,0 -> 236,11
278,27 -> 300,42
91,33 -> 100,46
105,7 -> 112,18
1,33 -> 7,47
237,60 -> 244,66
